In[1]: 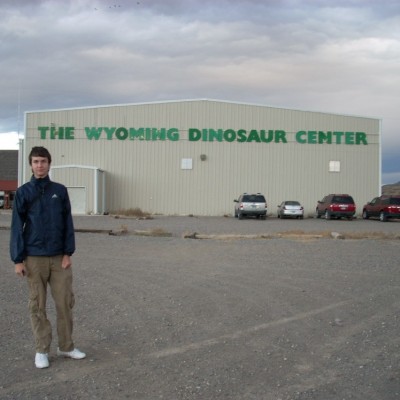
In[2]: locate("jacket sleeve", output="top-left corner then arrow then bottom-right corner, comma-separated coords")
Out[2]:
63,188 -> 76,256
10,189 -> 27,264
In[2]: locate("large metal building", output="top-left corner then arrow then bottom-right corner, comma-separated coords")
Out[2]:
22,99 -> 381,216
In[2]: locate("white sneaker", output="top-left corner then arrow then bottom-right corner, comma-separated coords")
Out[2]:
35,353 -> 49,369
57,348 -> 86,360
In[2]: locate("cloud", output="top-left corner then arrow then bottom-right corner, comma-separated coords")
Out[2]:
0,132 -> 21,149
1,0 -> 399,182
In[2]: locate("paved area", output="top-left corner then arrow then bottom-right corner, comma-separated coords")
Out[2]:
1,212 -> 399,399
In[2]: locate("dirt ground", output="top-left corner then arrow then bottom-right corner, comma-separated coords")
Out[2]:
1,212 -> 399,399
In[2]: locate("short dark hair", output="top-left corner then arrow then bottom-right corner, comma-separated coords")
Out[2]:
29,146 -> 52,165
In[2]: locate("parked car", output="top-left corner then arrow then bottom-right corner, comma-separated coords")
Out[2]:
277,200 -> 304,219
315,194 -> 356,220
234,193 -> 267,219
362,195 -> 400,222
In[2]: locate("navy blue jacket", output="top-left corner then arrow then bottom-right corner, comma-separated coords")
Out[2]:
10,175 -> 75,264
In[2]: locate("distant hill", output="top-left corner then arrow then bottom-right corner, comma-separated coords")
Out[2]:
382,182 -> 400,195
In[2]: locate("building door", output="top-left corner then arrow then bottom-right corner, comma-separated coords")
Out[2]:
67,187 -> 86,214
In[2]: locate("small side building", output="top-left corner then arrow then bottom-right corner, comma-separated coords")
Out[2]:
0,150 -> 18,208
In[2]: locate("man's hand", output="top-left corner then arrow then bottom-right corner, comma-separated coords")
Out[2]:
15,263 -> 26,277
62,255 -> 72,269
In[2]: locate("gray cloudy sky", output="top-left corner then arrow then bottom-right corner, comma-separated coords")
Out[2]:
1,0 -> 399,183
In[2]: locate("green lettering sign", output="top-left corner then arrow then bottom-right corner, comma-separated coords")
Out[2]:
189,128 -> 201,141
356,132 -> 367,144
85,127 -> 102,140
37,126 -> 369,145
115,127 -> 128,140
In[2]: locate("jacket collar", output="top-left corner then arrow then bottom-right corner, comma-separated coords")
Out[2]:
30,175 -> 50,184
30,175 -> 51,192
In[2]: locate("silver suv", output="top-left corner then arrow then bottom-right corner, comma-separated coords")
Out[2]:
234,193 -> 267,219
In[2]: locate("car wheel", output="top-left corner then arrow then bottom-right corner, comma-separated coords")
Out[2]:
379,211 -> 387,222
325,210 -> 331,220
362,210 -> 369,219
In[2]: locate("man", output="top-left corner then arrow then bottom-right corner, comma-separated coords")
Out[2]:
10,146 -> 86,369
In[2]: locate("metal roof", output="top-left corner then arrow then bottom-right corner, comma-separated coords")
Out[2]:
24,98 -> 381,120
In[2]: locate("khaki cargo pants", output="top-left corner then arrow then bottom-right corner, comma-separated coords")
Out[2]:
25,256 -> 75,354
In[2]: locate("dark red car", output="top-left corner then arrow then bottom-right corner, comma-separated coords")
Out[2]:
362,195 -> 400,222
315,194 -> 356,220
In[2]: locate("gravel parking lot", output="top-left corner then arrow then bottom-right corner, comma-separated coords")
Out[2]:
1,212 -> 399,399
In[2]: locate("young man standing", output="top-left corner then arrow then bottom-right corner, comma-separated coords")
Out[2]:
10,146 -> 86,369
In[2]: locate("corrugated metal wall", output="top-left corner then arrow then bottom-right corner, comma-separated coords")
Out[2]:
23,100 -> 380,216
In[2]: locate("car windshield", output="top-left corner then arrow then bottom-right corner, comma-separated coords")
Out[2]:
332,196 -> 354,204
243,195 -> 265,202
389,198 -> 400,205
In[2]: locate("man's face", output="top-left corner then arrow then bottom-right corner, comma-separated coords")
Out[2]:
31,156 -> 50,178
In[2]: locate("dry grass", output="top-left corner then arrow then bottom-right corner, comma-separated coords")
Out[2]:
275,230 -> 399,240
111,207 -> 153,219
182,229 -> 400,241
340,231 -> 400,240
133,228 -> 172,237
